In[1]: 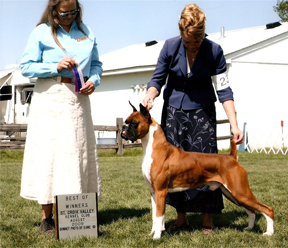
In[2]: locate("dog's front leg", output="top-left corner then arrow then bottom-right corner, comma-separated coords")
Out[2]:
149,191 -> 165,237
149,192 -> 157,236
152,190 -> 167,240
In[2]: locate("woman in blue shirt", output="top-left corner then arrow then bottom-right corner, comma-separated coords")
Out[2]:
142,4 -> 244,235
20,0 -> 102,234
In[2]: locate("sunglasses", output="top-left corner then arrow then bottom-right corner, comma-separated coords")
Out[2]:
57,9 -> 79,18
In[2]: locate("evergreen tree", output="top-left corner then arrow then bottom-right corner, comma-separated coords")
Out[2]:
273,0 -> 288,22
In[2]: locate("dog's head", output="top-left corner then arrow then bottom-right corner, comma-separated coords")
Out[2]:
121,101 -> 152,142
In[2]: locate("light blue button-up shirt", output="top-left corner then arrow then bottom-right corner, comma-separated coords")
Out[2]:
20,21 -> 102,87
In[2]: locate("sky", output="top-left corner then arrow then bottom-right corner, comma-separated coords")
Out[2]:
0,0 -> 281,69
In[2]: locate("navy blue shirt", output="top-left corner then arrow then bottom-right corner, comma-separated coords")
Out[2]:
148,36 -> 233,110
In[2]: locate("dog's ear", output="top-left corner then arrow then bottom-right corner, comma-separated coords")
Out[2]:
139,103 -> 150,120
129,101 -> 137,112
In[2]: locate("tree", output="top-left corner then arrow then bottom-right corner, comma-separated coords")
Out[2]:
273,0 -> 288,22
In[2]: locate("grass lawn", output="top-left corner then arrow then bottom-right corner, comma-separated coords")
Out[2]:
0,148 -> 287,248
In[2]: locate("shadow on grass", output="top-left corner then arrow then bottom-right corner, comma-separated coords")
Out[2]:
98,207 -> 150,225
165,210 -> 264,234
98,206 -> 265,235
28,208 -> 150,231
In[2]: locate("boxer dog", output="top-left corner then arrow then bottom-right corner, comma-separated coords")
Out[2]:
121,102 -> 274,240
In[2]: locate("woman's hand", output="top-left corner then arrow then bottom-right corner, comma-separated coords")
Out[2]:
142,87 -> 159,110
142,96 -> 154,110
57,57 -> 76,72
79,81 -> 95,95
231,126 -> 244,144
222,100 -> 244,145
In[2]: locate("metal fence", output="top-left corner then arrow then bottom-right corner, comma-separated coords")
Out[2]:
239,122 -> 287,155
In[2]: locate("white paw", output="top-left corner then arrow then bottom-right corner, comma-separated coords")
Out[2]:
263,231 -> 273,236
153,232 -> 161,240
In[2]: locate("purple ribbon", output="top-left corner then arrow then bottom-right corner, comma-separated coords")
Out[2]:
72,64 -> 84,92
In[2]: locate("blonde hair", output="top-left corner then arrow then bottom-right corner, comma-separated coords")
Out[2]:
178,4 -> 206,40
37,0 -> 85,50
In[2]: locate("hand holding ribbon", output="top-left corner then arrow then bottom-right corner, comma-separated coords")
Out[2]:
72,63 -> 85,92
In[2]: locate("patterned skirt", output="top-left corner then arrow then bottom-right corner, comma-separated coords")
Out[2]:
162,103 -> 224,213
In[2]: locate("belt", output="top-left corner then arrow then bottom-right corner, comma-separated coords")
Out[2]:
51,76 -> 89,84
61,77 -> 74,84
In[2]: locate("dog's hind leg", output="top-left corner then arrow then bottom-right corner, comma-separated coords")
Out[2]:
221,186 -> 256,232
241,206 -> 256,231
242,205 -> 274,236
224,166 -> 274,236
263,213 -> 274,236
233,194 -> 274,235
221,183 -> 274,235
238,192 -> 274,235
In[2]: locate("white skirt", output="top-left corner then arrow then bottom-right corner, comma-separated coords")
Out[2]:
20,78 -> 102,204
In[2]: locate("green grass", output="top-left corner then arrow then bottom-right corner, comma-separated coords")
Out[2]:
0,148 -> 287,248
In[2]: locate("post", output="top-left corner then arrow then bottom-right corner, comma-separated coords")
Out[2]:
116,118 -> 123,155
281,120 -> 284,149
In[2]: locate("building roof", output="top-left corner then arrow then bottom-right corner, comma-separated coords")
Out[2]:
100,22 -> 288,76
0,68 -> 14,80
100,40 -> 165,76
0,65 -> 36,86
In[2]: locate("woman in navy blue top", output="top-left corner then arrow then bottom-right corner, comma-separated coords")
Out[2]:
142,4 -> 243,235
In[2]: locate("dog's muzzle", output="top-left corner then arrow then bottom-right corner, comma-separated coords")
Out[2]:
121,125 -> 138,143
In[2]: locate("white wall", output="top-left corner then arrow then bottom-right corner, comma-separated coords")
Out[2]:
90,71 -> 154,140
91,71 -> 153,125
228,62 -> 287,149
217,37 -> 288,150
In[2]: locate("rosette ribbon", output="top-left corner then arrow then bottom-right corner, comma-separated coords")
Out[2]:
72,63 -> 85,92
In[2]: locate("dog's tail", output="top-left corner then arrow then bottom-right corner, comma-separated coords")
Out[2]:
230,140 -> 238,161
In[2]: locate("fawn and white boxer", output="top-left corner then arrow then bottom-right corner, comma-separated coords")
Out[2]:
121,102 -> 274,240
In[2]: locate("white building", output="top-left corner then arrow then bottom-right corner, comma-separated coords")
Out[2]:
0,66 -> 35,125
1,23 -> 287,152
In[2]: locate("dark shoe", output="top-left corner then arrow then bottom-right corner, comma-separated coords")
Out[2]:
168,220 -> 189,232
39,214 -> 55,234
202,226 -> 213,235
